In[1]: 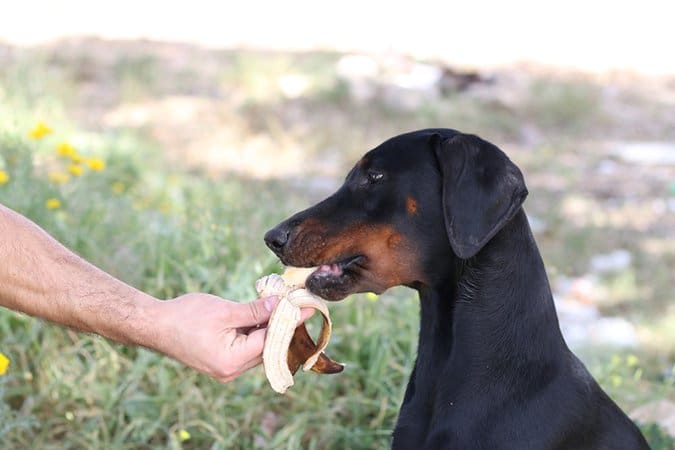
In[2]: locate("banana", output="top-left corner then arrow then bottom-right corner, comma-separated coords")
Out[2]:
256,267 -> 343,394
281,266 -> 317,287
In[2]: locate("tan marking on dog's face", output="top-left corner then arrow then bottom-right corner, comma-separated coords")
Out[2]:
287,221 -> 422,292
387,233 -> 402,247
406,197 -> 418,215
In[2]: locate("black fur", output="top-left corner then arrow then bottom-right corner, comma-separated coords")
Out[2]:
265,129 -> 649,449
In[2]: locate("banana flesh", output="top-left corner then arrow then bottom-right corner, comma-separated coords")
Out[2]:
281,266 -> 317,287
256,267 -> 343,393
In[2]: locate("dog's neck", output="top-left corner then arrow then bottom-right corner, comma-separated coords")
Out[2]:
416,209 -> 568,382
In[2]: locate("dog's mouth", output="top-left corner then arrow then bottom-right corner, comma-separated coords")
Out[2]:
303,255 -> 365,301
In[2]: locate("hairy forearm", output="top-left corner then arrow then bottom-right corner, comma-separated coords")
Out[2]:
0,204 -> 162,347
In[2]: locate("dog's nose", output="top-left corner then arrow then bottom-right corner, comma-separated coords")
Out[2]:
264,226 -> 290,254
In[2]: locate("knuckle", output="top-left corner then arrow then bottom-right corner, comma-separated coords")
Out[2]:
217,364 -> 237,381
248,302 -> 263,324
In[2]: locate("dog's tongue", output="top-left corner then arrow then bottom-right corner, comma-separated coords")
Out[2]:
318,263 -> 342,276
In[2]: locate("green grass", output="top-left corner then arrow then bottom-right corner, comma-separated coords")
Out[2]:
0,117 -> 419,449
1,42 -> 674,448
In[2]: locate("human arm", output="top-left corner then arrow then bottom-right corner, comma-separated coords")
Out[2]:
0,203 -> 280,382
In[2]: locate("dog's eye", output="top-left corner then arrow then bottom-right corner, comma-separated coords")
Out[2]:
356,170 -> 385,188
367,171 -> 384,183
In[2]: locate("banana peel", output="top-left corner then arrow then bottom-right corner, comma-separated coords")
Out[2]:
256,267 -> 343,393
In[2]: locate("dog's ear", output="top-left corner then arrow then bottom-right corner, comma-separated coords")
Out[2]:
431,132 -> 528,259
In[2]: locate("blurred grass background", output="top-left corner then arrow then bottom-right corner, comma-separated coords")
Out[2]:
0,35 -> 674,449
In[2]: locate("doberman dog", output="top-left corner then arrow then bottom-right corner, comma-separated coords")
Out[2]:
264,129 -> 649,449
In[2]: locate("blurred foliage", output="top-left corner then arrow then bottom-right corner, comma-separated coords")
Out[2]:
0,40 -> 673,448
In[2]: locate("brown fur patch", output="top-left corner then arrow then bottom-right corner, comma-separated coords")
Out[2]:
289,221 -> 422,291
387,233 -> 402,247
406,197 -> 418,215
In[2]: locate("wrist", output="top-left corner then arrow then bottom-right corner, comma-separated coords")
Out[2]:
82,287 -> 164,349
129,293 -> 167,350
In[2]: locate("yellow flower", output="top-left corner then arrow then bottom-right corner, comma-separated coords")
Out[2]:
28,121 -> 53,140
178,429 -> 191,442
0,170 -> 9,185
111,181 -> 125,194
159,201 -> 172,214
0,352 -> 9,376
48,171 -> 70,184
70,153 -> 84,164
366,292 -> 379,301
611,374 -> 622,388
68,164 -> 84,176
56,141 -> 77,158
626,354 -> 639,367
86,158 -> 106,171
46,198 -> 62,209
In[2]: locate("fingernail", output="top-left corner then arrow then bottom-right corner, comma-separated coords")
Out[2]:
264,296 -> 277,312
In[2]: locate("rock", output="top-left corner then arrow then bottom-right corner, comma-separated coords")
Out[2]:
554,297 -> 600,322
631,400 -> 675,439
614,142 -> 675,165
587,317 -> 638,348
555,275 -> 602,304
527,214 -> 546,234
597,159 -> 620,175
278,74 -> 309,99
336,54 -> 379,102
389,61 -> 442,92
554,278 -> 638,350
555,297 -> 599,349
336,54 -> 379,80
556,309 -> 638,349
335,53 -> 488,107
589,249 -> 632,273
437,67 -> 486,94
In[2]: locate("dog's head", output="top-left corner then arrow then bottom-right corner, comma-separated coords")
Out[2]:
264,129 -> 528,300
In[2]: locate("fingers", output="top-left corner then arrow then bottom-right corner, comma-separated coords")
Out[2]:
228,296 -> 278,327
237,327 -> 268,356
238,355 -> 263,374
218,355 -> 263,384
215,300 -> 318,384
298,307 -> 315,325
221,328 -> 268,381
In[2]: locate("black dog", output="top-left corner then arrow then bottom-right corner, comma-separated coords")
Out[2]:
264,129 -> 649,449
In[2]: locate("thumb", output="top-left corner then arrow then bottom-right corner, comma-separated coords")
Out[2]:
228,296 -> 278,327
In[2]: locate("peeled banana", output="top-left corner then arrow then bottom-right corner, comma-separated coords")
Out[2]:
256,267 -> 343,394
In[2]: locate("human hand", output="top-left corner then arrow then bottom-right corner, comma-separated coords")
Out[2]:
151,293 -> 312,383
